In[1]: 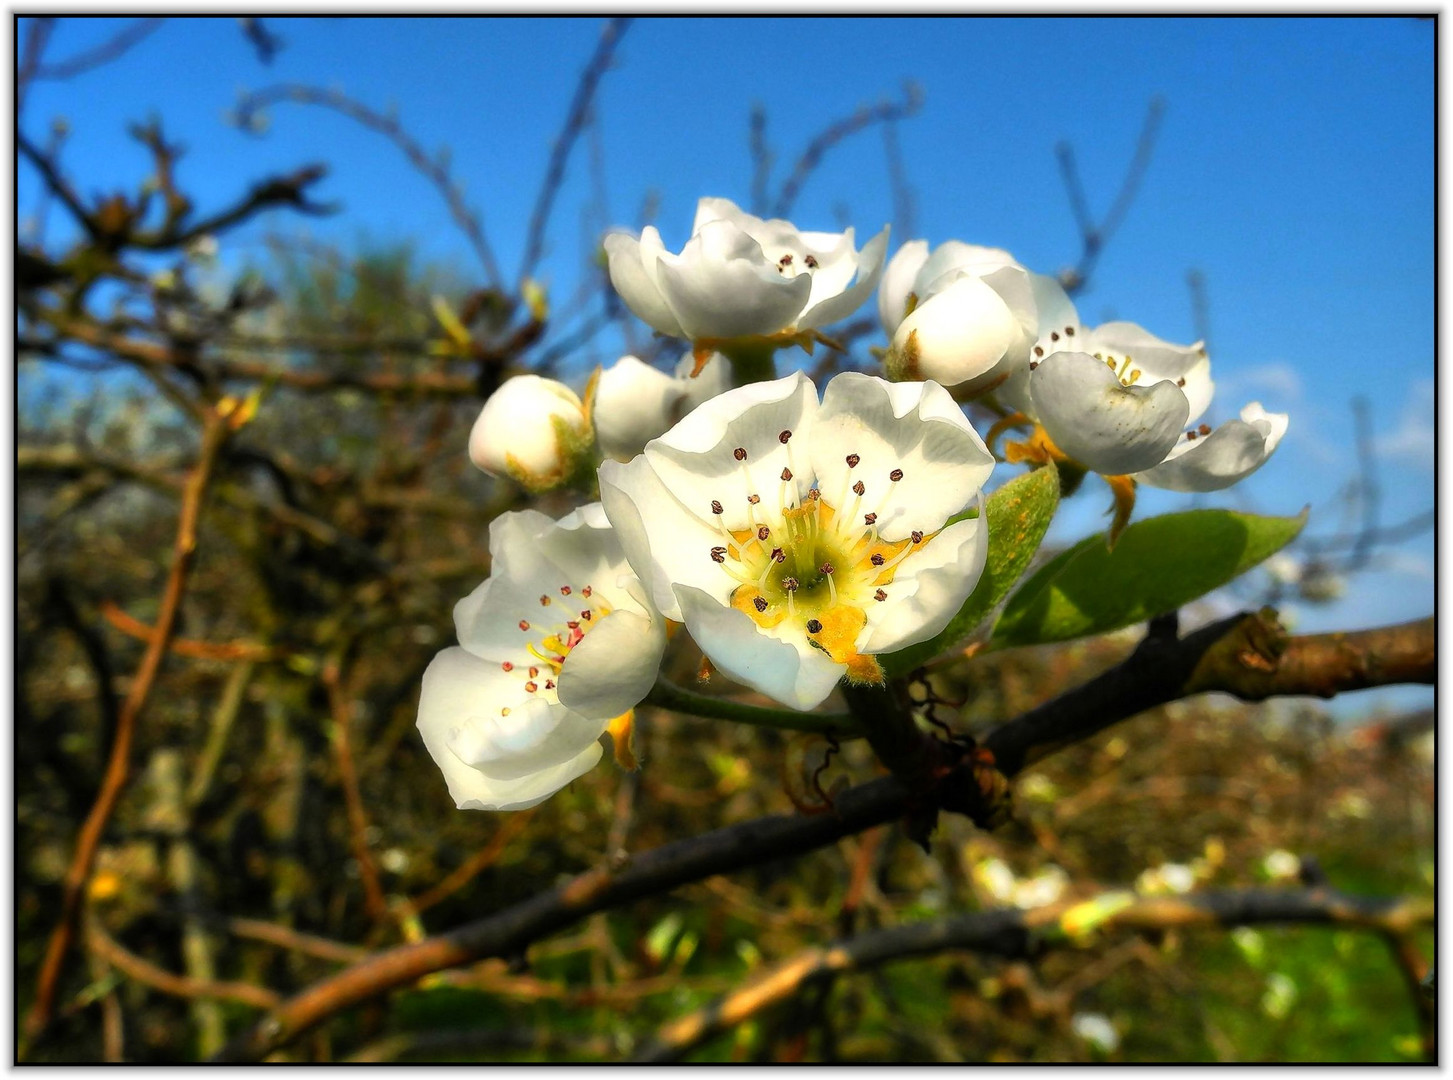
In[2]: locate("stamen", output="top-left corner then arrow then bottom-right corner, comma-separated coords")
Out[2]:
582,586 -> 592,597
911,531 -> 924,544
804,254 -> 819,268
580,610 -> 593,621
747,494 -> 760,505
864,512 -> 877,525
545,679 -> 555,690
518,620 -> 530,632
1065,326 -> 1076,336
806,619 -> 823,634
853,480 -> 866,496
733,447 -> 747,461
710,546 -> 727,563
874,589 -> 888,602
711,499 -> 724,515
871,553 -> 885,567
890,469 -> 904,482
529,666 -> 539,678
540,595 -> 551,606
757,526 -> 770,541
1198,423 -> 1212,436
559,585 -> 572,596
501,661 -> 513,672
781,467 -> 793,481
1034,345 -> 1045,357
846,453 -> 860,468
753,596 -> 769,613
524,682 -> 538,693
779,429 -> 792,443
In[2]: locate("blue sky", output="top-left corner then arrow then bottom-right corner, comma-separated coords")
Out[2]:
18,15 -> 1434,716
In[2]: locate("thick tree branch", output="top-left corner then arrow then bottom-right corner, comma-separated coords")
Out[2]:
217,610 -> 1432,1060
636,886 -> 1434,1061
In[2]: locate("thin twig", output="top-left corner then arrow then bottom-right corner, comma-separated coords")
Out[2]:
24,407 -> 231,1049
771,82 -> 924,218
86,916 -> 280,1011
517,17 -> 632,287
636,886 -> 1434,1061
322,657 -> 388,927
234,83 -> 503,287
30,17 -> 165,82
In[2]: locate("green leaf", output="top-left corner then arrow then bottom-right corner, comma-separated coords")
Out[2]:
881,465 -> 1060,676
991,507 -> 1308,648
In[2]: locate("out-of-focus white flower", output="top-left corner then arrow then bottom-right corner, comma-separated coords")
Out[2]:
879,239 -> 1073,395
184,234 -> 219,263
1014,865 -> 1069,909
468,375 -> 593,492
1261,972 -> 1298,1019
604,196 -> 889,349
1263,849 -> 1301,881
593,352 -> 731,462
1020,320 -> 1288,488
1264,553 -> 1303,588
599,371 -> 992,711
975,857 -> 1018,905
416,505 -> 665,811
1136,861 -> 1197,896
1071,1012 -> 1120,1054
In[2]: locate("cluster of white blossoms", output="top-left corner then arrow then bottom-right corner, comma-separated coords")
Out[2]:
420,197 -> 1289,810
879,239 -> 1288,491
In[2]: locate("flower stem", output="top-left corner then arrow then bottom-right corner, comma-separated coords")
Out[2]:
715,341 -> 779,387
646,679 -> 862,738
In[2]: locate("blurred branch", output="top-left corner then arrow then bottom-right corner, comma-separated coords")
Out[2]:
86,916 -> 280,1011
234,83 -> 503,287
771,81 -> 924,218
30,17 -> 165,82
237,17 -> 283,64
517,17 -> 632,287
322,656 -> 388,927
398,811 -> 536,919
218,608 -> 1434,1059
1055,95 -> 1165,294
23,407 -> 233,1049
100,600 -> 285,663
880,116 -> 916,241
748,104 -> 773,216
636,885 -> 1434,1061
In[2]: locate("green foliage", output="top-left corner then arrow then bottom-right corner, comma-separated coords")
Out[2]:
991,508 -> 1307,649
881,465 -> 1059,676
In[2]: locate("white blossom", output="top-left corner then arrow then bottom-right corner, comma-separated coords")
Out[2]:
593,352 -> 731,462
879,239 -> 1073,394
1071,1013 -> 1120,1054
1021,320 -> 1288,487
604,197 -> 889,346
468,375 -> 593,491
416,505 -> 665,811
599,371 -> 992,711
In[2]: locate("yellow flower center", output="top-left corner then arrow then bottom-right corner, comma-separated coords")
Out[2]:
497,583 -> 613,715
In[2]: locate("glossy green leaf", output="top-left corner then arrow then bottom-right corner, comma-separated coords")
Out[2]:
881,465 -> 1060,676
991,507 -> 1308,648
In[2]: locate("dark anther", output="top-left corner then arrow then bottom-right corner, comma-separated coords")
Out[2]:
890,468 -> 904,482
874,588 -> 888,601
710,546 -> 727,563
911,530 -> 924,543
846,453 -> 861,468
806,618 -> 823,633
733,447 -> 748,461
853,480 -> 866,497
711,499 -> 724,515
781,467 -> 793,481
758,526 -> 770,540
864,512 -> 877,525
779,429 -> 792,443
753,596 -> 769,613
871,553 -> 885,566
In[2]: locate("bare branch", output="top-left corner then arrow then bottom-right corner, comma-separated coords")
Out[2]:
235,83 -> 504,287
637,885 -> 1434,1061
771,81 -> 924,219
30,17 -> 165,82
216,610 -> 1433,1060
517,17 -> 633,287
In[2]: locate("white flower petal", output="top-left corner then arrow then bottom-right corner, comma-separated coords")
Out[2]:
598,457 -> 734,620
862,511 -> 987,655
645,372 -> 818,531
594,355 -> 684,461
692,196 -> 754,234
675,584 -> 845,711
877,238 -> 931,336
916,240 -> 1018,293
604,229 -> 684,337
1136,402 -> 1289,492
674,350 -> 732,411
655,219 -> 813,340
468,375 -> 586,480
416,647 -> 603,810
1179,357 -> 1216,426
797,224 -> 891,330
811,373 -> 994,540
1030,351 -> 1190,475
888,276 -> 1021,389
556,608 -> 665,719
1081,321 -> 1206,384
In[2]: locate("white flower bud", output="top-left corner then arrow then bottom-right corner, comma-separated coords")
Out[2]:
593,356 -> 684,463
469,375 -> 591,491
884,275 -> 1021,390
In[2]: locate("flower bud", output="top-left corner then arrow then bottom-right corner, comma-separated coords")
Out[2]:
468,375 -> 592,491
593,356 -> 683,462
883,275 -> 1021,390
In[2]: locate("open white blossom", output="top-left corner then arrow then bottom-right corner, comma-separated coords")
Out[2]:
879,239 -> 1075,395
1071,1013 -> 1121,1054
1020,320 -> 1288,487
593,351 -> 731,461
416,505 -> 665,811
469,375 -> 593,492
599,371 -> 993,711
604,197 -> 889,346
